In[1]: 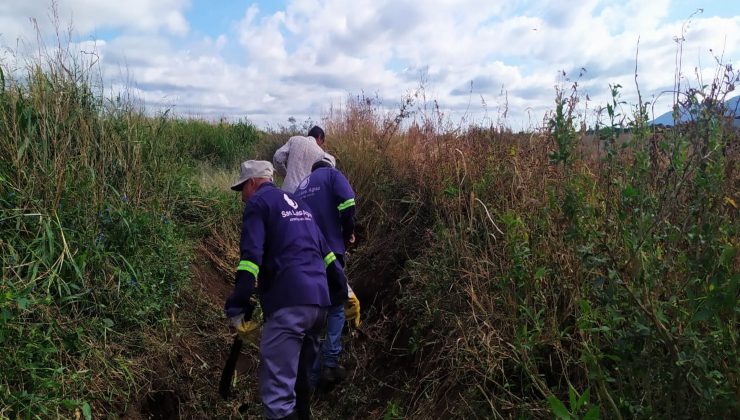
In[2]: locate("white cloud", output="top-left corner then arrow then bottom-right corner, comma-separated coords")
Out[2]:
238,4 -> 288,64
1,0 -> 738,129
0,0 -> 189,44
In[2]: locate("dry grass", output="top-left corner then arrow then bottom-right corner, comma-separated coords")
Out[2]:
314,81 -> 739,419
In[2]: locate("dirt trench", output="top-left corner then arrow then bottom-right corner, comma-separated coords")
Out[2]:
126,257 -> 261,419
128,225 -> 424,419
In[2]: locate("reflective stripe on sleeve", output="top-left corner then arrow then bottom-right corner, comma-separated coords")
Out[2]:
337,198 -> 356,211
237,260 -> 259,277
324,252 -> 337,267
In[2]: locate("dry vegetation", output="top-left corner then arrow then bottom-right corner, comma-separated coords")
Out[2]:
308,74 -> 738,418
1,23 -> 737,420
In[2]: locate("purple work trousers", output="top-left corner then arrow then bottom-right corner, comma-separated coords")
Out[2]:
260,304 -> 327,419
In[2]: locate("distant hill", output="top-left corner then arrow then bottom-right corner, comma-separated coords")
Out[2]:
651,95 -> 740,127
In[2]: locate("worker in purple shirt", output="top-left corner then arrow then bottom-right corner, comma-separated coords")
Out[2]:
293,154 -> 360,389
225,160 -> 348,420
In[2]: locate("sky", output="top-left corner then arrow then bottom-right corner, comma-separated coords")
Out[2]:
0,0 -> 738,130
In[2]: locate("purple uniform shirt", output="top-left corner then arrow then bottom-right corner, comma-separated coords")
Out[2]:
224,182 -> 348,318
293,167 -> 356,256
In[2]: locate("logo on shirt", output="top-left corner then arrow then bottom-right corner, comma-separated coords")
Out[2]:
283,193 -> 299,209
298,176 -> 310,191
281,209 -> 313,221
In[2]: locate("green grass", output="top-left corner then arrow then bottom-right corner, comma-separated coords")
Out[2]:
0,46 -> 257,418
2,26 -> 737,420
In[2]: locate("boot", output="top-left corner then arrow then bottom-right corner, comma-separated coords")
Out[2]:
320,365 -> 347,383
275,412 -> 299,420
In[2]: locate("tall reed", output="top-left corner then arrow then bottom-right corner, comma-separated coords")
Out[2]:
0,34 -> 257,417
319,67 -> 738,418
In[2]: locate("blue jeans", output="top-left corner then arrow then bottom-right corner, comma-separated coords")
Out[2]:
309,303 -> 345,387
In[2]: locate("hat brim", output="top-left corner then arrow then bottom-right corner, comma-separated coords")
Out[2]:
230,179 -> 247,191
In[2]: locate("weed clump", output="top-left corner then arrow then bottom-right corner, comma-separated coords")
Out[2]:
0,38 -> 256,417
319,67 -> 738,418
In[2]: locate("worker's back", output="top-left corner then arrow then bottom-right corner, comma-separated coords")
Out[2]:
237,182 -> 336,316
273,136 -> 325,193
294,166 -> 356,257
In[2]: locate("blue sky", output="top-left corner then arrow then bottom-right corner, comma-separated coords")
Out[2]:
187,1 -> 284,38
1,0 -> 738,129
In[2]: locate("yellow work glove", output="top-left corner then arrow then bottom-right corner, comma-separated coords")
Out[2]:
344,292 -> 361,328
236,320 -> 260,343
230,315 -> 261,344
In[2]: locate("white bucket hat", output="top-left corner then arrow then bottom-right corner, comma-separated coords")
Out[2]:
230,160 -> 274,191
314,153 -> 336,168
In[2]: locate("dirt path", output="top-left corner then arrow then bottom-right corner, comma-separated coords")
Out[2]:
129,228 -> 422,419
128,256 -> 262,419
